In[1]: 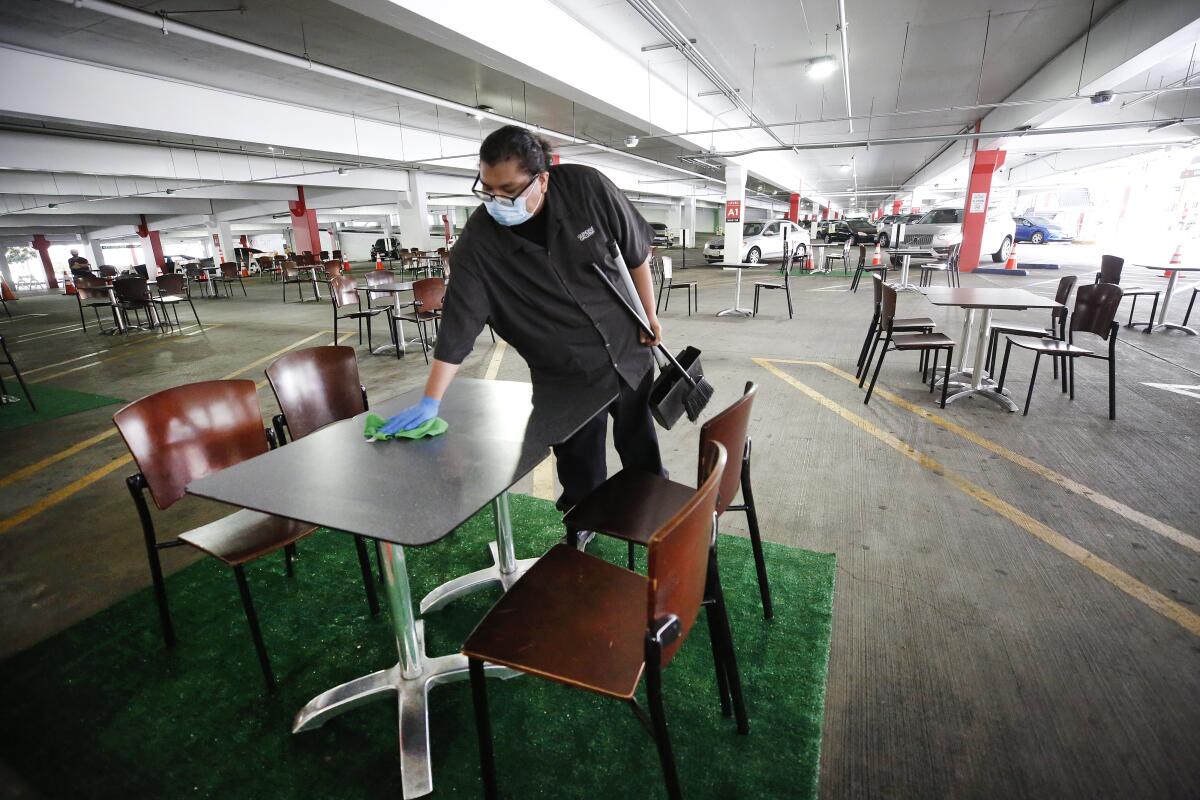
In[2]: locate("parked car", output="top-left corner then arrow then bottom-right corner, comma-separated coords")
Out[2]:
649,222 -> 677,247
900,206 -> 1015,262
371,237 -> 402,260
1014,214 -> 1072,244
819,218 -> 880,245
703,220 -> 810,264
876,214 -> 926,248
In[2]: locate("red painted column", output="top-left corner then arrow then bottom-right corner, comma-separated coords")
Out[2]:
891,199 -> 902,215
820,206 -> 829,220
135,216 -> 165,270
787,193 -> 801,223
288,188 -> 322,255
550,152 -> 561,166
957,148 -> 1006,272
31,234 -> 59,289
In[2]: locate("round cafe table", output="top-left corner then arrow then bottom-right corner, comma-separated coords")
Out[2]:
1132,263 -> 1200,335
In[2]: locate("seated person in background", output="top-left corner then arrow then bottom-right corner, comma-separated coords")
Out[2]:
68,249 -> 91,274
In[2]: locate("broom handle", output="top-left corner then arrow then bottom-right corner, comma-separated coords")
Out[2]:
591,256 -> 700,391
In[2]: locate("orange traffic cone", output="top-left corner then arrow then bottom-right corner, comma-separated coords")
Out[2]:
1005,241 -> 1018,270
1165,244 -> 1182,278
872,242 -> 881,266
805,252 -> 814,271
343,255 -> 351,274
375,254 -> 384,271
1,280 -> 15,301
63,271 -> 77,295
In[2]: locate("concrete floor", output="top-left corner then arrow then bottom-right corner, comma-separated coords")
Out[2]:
1,245 -> 1198,797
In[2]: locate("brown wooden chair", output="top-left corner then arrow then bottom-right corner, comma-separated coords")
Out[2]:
985,275 -> 1076,374
74,275 -> 120,333
363,269 -> 400,310
861,282 -> 955,407
218,262 -> 247,297
331,249 -> 342,262
266,345 -> 383,604
466,442 -> 746,800
0,334 -> 35,410
152,273 -> 203,331
256,255 -> 279,281
388,277 -> 443,363
329,275 -> 386,350
185,264 -> 215,298
855,274 -> 935,380
281,260 -> 309,302
996,283 -> 1123,419
824,237 -> 852,273
114,380 -> 318,689
112,275 -> 159,330
564,383 -> 772,620
1095,254 -> 1159,329
850,241 -> 892,293
753,251 -> 793,318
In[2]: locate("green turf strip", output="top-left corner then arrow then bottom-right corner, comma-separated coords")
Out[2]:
0,382 -> 123,431
0,494 -> 835,799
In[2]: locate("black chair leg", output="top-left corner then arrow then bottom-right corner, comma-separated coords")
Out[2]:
645,661 -> 683,800
928,349 -> 939,392
1060,355 -> 1068,393
864,342 -> 888,405
1108,353 -> 1117,420
374,539 -> 386,583
354,536 -> 380,616
366,315 -> 374,350
703,603 -> 732,717
706,552 -> 749,734
1069,356 -> 1075,400
233,565 -> 276,691
997,341 -> 1013,394
144,540 -> 174,646
752,286 -> 759,317
785,285 -> 793,319
1023,352 -> 1041,416
859,331 -> 883,388
740,459 -> 772,619
468,658 -> 500,800
284,543 -> 296,576
941,347 -> 952,408
187,298 -> 202,330
1183,289 -> 1197,326
856,316 -> 878,378
1145,294 -> 1159,333
627,541 -> 636,571
1127,295 -> 1136,327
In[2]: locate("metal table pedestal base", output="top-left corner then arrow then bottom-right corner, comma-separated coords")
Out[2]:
420,540 -> 537,613
943,386 -> 1020,411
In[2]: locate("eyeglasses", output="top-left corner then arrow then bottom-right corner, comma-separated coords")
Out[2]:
472,172 -> 542,207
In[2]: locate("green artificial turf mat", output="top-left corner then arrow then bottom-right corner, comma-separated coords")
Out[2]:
0,382 -> 123,431
0,494 -> 835,799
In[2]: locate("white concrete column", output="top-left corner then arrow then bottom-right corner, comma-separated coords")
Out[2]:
722,164 -> 748,265
216,219 -> 235,264
0,247 -> 12,288
140,238 -> 159,278
682,197 -> 697,247
396,173 -> 432,251
666,201 -> 682,241
83,235 -> 104,267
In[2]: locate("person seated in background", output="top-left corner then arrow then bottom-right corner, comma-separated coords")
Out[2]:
68,249 -> 92,276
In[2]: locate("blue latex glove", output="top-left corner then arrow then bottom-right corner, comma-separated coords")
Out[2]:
380,396 -> 441,435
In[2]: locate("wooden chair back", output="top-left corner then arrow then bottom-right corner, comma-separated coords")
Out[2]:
1097,254 -> 1124,284
413,277 -> 446,313
266,345 -> 366,441
698,383 -> 756,515
113,275 -> 150,304
646,441 -> 727,666
220,262 -> 239,279
1070,283 -> 1123,341
75,275 -> 110,301
113,380 -> 266,510
329,275 -> 361,309
98,265 -> 119,278
157,273 -> 186,295
256,256 -> 274,271
1054,275 -> 1078,304
282,260 -> 300,279
331,250 -> 342,261
879,281 -> 898,329
365,270 -> 397,287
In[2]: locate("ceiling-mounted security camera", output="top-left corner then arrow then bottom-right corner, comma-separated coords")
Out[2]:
1090,90 -> 1114,105
624,135 -> 640,148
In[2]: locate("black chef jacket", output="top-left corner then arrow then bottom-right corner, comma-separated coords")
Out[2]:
433,163 -> 655,389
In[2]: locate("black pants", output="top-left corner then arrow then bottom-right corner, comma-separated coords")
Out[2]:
552,369 -> 663,512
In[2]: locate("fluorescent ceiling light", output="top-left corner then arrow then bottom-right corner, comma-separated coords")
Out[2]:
642,39 -> 695,52
806,56 -> 837,80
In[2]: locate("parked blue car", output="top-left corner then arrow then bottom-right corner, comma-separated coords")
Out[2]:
1013,215 -> 1072,244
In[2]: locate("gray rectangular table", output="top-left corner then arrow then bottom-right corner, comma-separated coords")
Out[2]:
188,378 -> 615,798
1132,263 -> 1200,335
923,287 -> 1064,411
718,262 -> 761,317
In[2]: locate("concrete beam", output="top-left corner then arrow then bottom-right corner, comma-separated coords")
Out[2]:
0,195 -> 215,215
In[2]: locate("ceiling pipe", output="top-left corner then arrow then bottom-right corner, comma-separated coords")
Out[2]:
837,0 -> 853,134
51,0 -> 719,185
690,117 -> 1200,157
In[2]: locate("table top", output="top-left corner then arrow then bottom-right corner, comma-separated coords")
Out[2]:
721,262 -> 765,270
890,247 -> 938,256
187,379 -> 614,546
1132,263 -> 1200,272
922,287 -> 1063,310
360,281 -> 414,293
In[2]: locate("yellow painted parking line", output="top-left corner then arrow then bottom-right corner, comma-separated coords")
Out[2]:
768,358 -> 1200,555
0,330 -> 331,495
219,330 -> 326,380
0,455 -> 133,536
754,357 -> 1200,637
483,339 -> 507,380
29,324 -> 223,384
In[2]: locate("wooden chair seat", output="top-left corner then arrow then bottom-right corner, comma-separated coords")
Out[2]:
463,544 -> 648,699
1004,335 -> 1093,356
563,468 -> 695,548
892,332 -> 954,350
179,509 -> 316,566
989,320 -> 1049,338
894,316 -> 935,330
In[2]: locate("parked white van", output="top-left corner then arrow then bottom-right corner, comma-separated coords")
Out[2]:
900,206 -> 1015,263
704,220 -> 811,264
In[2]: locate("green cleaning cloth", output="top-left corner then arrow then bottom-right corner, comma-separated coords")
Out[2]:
363,413 -> 449,442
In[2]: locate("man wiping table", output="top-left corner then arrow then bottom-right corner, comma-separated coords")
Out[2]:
379,125 -> 665,527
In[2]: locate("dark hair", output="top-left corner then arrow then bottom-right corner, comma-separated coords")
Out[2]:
479,125 -> 553,176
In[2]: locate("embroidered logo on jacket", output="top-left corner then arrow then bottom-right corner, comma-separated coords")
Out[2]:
576,226 -> 595,242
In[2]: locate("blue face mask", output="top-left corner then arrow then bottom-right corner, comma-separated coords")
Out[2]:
485,198 -> 535,227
